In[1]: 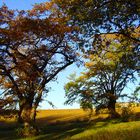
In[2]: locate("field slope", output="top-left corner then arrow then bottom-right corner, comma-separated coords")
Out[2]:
0,108 -> 140,140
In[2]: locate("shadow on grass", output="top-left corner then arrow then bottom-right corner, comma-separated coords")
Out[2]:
1,112 -> 140,140
0,121 -> 21,140
0,116 -> 118,140
0,117 -> 90,140
35,121 -> 89,140
34,116 -> 112,140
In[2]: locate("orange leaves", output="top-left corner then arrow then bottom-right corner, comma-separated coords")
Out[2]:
27,1 -> 78,38
0,1 -> 78,115
85,61 -> 94,68
4,82 -> 13,88
0,76 -> 5,84
29,1 -> 55,16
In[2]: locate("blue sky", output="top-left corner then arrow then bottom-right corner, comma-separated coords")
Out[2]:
0,0 -> 139,109
0,0 -> 47,10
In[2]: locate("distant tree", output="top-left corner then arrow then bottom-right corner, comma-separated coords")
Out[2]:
65,34 -> 139,118
0,3 -> 77,135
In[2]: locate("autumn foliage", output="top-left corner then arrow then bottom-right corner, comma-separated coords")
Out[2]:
0,2 -> 78,135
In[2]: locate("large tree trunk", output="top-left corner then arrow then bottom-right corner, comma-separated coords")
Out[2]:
18,100 -> 38,136
108,98 -> 120,118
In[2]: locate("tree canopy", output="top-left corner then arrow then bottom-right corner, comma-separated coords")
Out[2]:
65,33 -> 139,117
55,0 -> 140,34
0,3 -> 78,135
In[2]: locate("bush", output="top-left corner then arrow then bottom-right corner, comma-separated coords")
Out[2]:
16,123 -> 39,137
121,106 -> 135,122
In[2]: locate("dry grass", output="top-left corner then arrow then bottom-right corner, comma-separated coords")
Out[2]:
1,107 -> 140,124
37,109 -> 88,123
36,109 -> 108,125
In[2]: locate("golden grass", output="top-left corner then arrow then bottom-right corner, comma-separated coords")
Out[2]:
37,109 -> 88,123
1,107 -> 140,124
36,107 -> 140,123
36,109 -> 109,125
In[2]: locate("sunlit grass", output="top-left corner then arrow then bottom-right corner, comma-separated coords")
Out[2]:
70,121 -> 140,140
35,109 -> 91,127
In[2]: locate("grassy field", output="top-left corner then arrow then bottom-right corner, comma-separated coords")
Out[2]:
0,108 -> 140,140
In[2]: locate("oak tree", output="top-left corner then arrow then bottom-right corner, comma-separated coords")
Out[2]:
0,3 -> 77,135
65,34 -> 139,118
55,0 -> 140,117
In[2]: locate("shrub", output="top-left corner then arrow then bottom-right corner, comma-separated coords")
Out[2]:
16,123 -> 38,137
121,106 -> 135,122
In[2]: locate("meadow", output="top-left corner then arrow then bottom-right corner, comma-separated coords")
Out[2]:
0,107 -> 140,140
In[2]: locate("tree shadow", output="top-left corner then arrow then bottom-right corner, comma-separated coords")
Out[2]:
35,116 -> 112,140
0,121 -> 20,140
35,121 -> 89,140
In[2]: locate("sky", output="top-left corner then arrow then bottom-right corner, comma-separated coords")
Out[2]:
0,0 -> 139,109
0,0 -> 47,10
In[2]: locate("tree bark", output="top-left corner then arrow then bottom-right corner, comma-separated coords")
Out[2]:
108,98 -> 120,118
18,104 -> 24,123
18,100 -> 38,136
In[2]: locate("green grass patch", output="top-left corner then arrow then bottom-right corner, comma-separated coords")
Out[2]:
70,121 -> 140,140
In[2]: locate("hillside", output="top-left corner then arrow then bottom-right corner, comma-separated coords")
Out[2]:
0,108 -> 140,140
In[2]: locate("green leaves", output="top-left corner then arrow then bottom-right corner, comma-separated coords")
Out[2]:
65,33 -> 139,112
